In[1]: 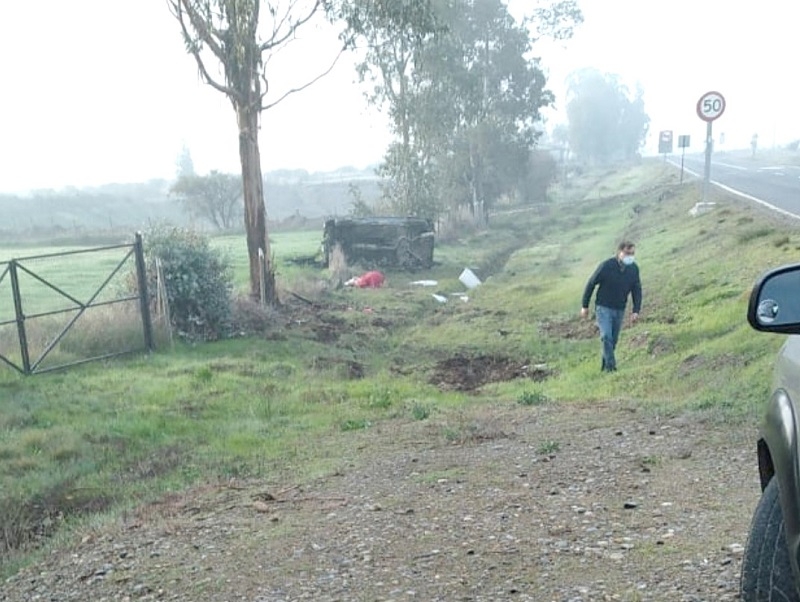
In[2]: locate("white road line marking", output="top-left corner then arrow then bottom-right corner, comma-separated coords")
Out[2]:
667,160 -> 800,220
711,181 -> 800,220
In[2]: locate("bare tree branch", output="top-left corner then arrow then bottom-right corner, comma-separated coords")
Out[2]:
261,44 -> 345,110
191,45 -> 240,98
259,0 -> 323,52
265,1 -> 294,46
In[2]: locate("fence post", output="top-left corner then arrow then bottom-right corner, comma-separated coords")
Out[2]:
9,260 -> 31,374
134,232 -> 154,352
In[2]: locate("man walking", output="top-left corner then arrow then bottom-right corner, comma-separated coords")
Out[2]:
580,241 -> 642,372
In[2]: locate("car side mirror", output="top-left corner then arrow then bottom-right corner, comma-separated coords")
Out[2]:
748,263 -> 800,333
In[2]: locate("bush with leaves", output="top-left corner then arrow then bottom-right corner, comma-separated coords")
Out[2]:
519,150 -> 559,203
140,226 -> 233,341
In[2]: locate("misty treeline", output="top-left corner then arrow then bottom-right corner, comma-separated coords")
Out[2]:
0,171 -> 376,245
563,68 -> 650,164
0,182 -> 183,245
169,146 -> 380,232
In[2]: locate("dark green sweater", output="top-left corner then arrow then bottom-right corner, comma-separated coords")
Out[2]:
581,257 -> 642,312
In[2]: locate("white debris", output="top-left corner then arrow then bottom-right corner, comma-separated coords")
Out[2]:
459,268 -> 481,289
689,202 -> 716,216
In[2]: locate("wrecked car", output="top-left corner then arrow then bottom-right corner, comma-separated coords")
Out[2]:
322,216 -> 435,269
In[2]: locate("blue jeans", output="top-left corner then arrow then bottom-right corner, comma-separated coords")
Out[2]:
596,305 -> 624,371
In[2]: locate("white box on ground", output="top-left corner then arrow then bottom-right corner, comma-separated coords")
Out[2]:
459,268 -> 481,289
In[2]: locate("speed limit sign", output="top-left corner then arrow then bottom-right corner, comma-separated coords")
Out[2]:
697,91 -> 726,122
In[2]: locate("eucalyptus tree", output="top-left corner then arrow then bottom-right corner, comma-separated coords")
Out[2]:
341,1 -> 442,219
344,0 -> 581,224
167,0 -> 344,302
526,0 -> 584,42
565,68 -> 650,164
413,0 -> 564,223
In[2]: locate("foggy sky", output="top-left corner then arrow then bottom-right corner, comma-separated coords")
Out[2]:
0,0 -> 796,192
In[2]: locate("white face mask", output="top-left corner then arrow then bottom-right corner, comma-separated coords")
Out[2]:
621,255 -> 635,266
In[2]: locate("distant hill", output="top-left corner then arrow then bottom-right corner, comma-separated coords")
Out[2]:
0,166 -> 384,243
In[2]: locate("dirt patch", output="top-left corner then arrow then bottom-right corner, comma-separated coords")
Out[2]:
1,400 -> 759,602
429,354 -> 553,391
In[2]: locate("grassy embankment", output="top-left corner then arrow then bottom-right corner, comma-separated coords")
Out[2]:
0,159 -> 798,573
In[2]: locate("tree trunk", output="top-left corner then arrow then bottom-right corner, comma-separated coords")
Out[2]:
237,104 -> 275,304
468,142 -> 487,229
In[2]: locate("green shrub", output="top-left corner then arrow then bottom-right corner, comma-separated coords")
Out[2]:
538,440 -> 560,454
774,235 -> 791,248
366,386 -> 395,410
340,418 -> 370,431
137,226 -> 234,341
518,390 -> 549,406
737,227 -> 772,244
411,402 -> 431,421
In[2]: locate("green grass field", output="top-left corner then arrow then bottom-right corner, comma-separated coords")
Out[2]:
0,231 -> 327,372
210,230 -> 323,289
1,159 -> 797,573
0,230 -> 325,305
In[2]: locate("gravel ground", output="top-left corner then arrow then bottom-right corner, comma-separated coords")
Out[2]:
1,399 -> 759,602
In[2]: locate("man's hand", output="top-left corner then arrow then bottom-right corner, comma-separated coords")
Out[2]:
580,307 -> 589,319
630,312 -> 639,324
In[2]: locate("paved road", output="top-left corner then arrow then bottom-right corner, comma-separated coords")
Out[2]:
672,152 -> 800,219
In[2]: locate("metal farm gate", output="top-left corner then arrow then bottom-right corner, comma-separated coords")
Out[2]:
0,233 -> 153,375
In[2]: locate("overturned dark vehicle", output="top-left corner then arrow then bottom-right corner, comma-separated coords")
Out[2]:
323,217 -> 435,269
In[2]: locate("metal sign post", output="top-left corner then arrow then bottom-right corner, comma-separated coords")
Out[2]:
696,91 -> 726,202
678,135 -> 691,184
703,120 -> 713,201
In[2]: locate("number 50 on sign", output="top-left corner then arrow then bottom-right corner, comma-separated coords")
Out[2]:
697,91 -> 726,122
